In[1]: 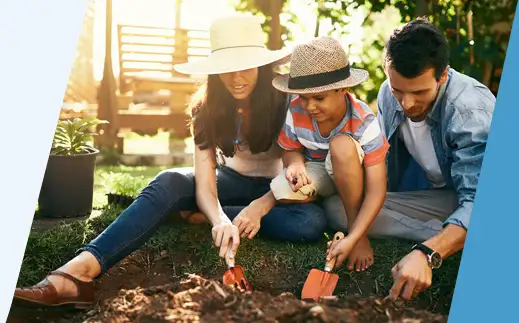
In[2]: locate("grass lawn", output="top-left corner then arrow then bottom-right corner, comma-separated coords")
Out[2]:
17,164 -> 462,316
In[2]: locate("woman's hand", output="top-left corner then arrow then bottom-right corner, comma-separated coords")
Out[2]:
233,200 -> 267,239
233,191 -> 276,239
285,162 -> 312,192
193,145 -> 240,259
211,219 -> 240,259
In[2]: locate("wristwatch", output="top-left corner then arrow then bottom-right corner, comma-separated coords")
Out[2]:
411,243 -> 442,269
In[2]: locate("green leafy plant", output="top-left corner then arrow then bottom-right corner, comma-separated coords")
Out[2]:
100,172 -> 148,198
51,117 -> 108,156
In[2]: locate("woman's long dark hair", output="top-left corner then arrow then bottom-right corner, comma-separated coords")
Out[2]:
188,64 -> 288,158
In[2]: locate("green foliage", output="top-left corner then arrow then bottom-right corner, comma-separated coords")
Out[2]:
51,117 -> 108,156
316,2 -> 399,103
230,0 -> 298,45
430,0 -> 516,91
232,0 -> 516,103
318,0 -> 516,99
100,171 -> 148,198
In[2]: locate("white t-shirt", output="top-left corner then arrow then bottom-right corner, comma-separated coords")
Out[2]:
397,83 -> 447,188
398,119 -> 445,188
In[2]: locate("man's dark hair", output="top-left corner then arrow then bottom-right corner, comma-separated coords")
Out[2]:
384,17 -> 449,80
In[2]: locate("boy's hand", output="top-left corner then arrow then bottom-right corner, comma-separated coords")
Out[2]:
326,237 -> 357,269
285,162 -> 312,192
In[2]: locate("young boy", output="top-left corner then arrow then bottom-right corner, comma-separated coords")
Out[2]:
270,36 -> 390,272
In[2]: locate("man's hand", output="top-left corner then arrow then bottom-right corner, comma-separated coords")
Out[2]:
285,162 -> 312,192
388,224 -> 466,301
232,201 -> 267,239
389,250 -> 432,301
211,221 -> 240,259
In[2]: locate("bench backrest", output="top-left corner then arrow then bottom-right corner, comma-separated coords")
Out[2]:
117,24 -> 210,93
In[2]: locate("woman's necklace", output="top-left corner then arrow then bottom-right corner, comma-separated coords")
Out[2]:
234,106 -> 246,149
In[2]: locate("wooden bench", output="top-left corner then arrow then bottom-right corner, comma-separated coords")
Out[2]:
117,24 -> 209,101
112,24 -> 211,153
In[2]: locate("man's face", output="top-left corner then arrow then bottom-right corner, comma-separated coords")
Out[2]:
298,89 -> 347,123
387,66 -> 448,122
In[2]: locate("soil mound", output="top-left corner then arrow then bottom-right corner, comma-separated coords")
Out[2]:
67,274 -> 447,323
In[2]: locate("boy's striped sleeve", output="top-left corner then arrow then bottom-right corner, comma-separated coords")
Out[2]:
277,108 -> 302,150
358,116 -> 390,167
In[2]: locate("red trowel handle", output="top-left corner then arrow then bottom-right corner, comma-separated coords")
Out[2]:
324,232 -> 345,272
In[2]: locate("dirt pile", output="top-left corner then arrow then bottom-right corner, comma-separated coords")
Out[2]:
64,274 -> 446,323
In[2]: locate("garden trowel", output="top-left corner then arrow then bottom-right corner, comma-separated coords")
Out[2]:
301,231 -> 345,301
222,247 -> 252,292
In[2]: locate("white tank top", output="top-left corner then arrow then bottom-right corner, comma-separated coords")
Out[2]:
221,142 -> 283,179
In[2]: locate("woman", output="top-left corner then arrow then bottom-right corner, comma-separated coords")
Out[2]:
13,15 -> 326,309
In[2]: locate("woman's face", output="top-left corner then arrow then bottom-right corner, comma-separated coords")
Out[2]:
218,68 -> 259,100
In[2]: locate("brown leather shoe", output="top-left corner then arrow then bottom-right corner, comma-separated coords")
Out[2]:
13,270 -> 94,309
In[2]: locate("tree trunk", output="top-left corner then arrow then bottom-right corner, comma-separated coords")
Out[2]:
266,0 -> 284,50
97,0 -> 118,150
482,60 -> 493,87
415,0 -> 430,16
314,0 -> 323,37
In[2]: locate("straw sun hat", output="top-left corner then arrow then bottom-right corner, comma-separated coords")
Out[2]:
272,36 -> 369,94
173,15 -> 291,75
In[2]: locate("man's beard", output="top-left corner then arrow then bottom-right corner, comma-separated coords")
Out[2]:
407,88 -> 440,122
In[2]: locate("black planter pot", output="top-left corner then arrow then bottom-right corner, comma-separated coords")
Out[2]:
38,148 -> 99,218
106,193 -> 135,208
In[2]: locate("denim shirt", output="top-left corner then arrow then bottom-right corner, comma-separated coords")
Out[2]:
376,68 -> 495,230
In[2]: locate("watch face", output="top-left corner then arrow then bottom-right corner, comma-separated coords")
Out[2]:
430,252 -> 442,269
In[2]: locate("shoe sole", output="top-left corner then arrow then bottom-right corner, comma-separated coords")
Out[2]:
12,296 -> 93,311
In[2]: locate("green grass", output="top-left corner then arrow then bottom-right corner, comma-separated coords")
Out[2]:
19,165 -> 462,316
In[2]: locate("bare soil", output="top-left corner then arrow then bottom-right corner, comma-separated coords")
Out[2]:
65,274 -> 447,323
8,250 -> 447,323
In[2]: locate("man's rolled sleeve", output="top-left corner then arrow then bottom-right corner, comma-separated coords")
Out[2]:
445,108 -> 493,231
444,201 -> 472,230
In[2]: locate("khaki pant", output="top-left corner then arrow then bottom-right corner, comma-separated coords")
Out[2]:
323,189 -> 458,242
270,137 -> 364,201
270,134 -> 458,242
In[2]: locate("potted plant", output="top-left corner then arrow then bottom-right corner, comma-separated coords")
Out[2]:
37,116 -> 107,218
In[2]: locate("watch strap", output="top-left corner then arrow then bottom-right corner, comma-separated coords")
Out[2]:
412,243 -> 435,257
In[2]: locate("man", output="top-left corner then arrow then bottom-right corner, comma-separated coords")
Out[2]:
325,17 -> 495,300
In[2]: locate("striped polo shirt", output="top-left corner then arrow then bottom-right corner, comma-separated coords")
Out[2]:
278,93 -> 390,167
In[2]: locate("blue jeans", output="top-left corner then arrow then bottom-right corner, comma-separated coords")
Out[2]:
78,166 -> 327,275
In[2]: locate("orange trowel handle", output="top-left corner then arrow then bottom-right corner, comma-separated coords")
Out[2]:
324,232 -> 345,272
225,246 -> 235,268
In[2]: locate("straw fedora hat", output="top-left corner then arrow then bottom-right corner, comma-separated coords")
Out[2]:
173,15 -> 291,75
272,36 -> 368,94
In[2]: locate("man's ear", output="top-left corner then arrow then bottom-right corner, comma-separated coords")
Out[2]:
439,65 -> 450,84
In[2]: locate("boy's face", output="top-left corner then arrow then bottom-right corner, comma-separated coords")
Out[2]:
298,89 -> 347,123
386,66 -> 448,122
